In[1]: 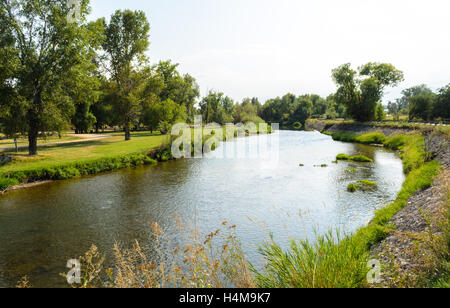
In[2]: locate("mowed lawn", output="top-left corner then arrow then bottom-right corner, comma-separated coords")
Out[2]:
0,132 -> 167,173
0,134 -> 83,147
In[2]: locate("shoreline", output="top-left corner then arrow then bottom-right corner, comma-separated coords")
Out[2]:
0,130 -> 272,196
306,119 -> 449,287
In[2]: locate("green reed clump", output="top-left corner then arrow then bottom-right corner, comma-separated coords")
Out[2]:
336,154 -> 373,163
253,130 -> 441,288
253,231 -> 369,288
355,133 -> 386,145
331,132 -> 357,142
347,183 -> 357,192
348,180 -> 378,192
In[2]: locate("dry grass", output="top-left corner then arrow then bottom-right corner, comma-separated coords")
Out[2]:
64,221 -> 255,289
382,171 -> 449,288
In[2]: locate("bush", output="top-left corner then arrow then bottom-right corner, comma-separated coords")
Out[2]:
0,177 -> 19,190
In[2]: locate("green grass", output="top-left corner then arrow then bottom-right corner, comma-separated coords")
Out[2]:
0,134 -> 83,148
330,132 -> 357,143
254,131 -> 442,288
347,183 -> 358,192
355,133 -> 386,145
347,180 -> 378,193
0,132 -> 167,189
331,132 -> 386,145
0,177 -> 19,190
336,154 -> 373,163
253,231 -> 369,288
0,132 -> 167,173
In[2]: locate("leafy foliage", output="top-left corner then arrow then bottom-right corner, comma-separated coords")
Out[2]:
332,63 -> 404,122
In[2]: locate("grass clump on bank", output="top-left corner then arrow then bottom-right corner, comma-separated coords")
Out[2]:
347,180 -> 378,192
332,132 -> 386,145
0,177 -> 19,191
253,131 -> 441,288
253,231 -> 369,288
336,154 -> 373,163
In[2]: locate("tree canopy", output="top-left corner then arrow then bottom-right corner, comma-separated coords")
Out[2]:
332,63 -> 404,121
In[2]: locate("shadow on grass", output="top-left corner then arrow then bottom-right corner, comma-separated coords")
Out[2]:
2,132 -> 164,155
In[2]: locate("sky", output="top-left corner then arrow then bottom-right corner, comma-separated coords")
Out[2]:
89,0 -> 450,104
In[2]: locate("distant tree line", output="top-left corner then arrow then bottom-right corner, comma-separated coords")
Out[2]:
1,1 -> 448,156
387,84 -> 450,121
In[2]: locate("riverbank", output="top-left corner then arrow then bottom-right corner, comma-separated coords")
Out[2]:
305,119 -> 449,287
0,127 -> 271,194
0,132 -> 168,194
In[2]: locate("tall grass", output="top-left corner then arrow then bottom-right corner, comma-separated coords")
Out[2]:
253,232 -> 369,288
253,131 -> 441,288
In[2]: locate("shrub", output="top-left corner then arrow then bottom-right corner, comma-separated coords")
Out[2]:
0,177 -> 19,190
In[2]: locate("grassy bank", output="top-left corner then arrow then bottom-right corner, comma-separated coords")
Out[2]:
252,130 -> 443,288
0,132 -> 167,191
0,126 -> 272,192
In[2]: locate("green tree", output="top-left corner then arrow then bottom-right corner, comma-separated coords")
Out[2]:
200,91 -> 234,125
409,92 -> 436,121
0,0 -> 99,155
102,9 -> 150,140
291,97 -> 313,126
433,84 -> 450,120
332,63 -> 404,121
143,99 -> 187,133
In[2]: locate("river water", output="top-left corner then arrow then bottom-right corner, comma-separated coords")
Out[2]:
0,131 -> 405,287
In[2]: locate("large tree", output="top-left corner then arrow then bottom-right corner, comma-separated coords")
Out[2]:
332,63 -> 404,121
433,84 -> 450,120
102,9 -> 150,140
0,0 -> 99,155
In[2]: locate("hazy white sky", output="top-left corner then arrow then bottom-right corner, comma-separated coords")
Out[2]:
90,0 -> 450,104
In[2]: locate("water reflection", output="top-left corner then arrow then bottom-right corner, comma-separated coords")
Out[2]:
0,131 -> 405,287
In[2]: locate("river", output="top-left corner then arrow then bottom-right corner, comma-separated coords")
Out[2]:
0,131 -> 405,287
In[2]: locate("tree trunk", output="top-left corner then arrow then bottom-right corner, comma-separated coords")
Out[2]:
124,122 -> 131,141
28,125 -> 38,156
28,90 -> 42,156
